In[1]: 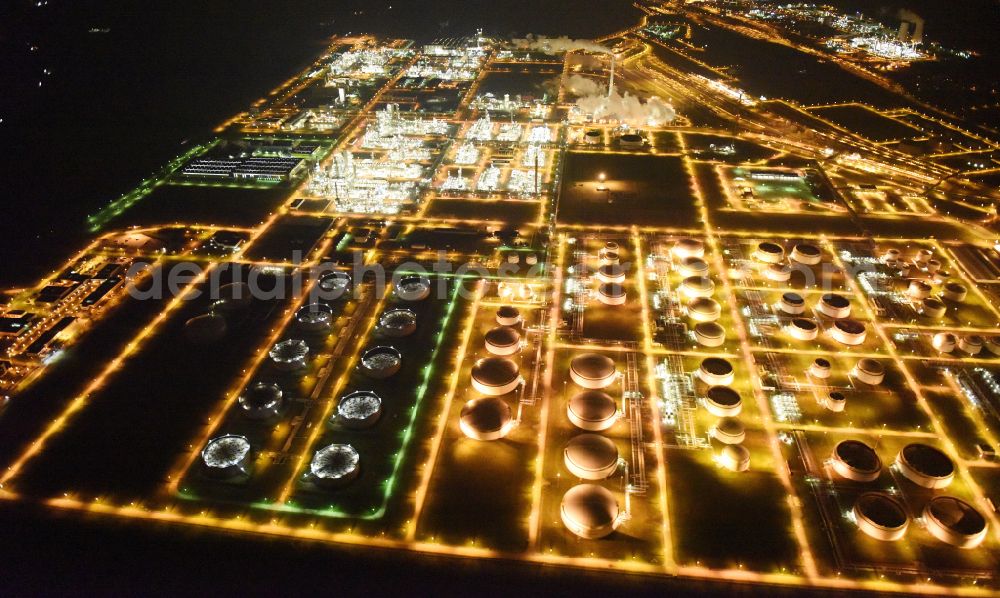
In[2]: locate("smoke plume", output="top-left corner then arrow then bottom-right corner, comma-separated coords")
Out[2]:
576,89 -> 676,127
897,9 -> 923,27
518,35 -> 610,55
565,74 -> 606,97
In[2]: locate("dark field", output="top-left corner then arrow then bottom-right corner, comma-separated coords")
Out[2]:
558,152 -> 699,227
809,104 -> 921,143
105,184 -> 289,230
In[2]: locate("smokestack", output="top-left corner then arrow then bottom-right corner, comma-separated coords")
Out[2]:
608,54 -> 616,98
897,21 -> 910,43
911,20 -> 924,44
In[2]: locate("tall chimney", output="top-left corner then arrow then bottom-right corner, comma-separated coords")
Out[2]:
608,54 -> 616,98
911,20 -> 924,44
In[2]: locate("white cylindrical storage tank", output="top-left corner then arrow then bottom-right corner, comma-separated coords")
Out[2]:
471,357 -> 521,396
959,335 -> 984,355
680,276 -> 715,299
985,336 -> 1000,356
308,443 -> 360,489
693,321 -> 725,347
583,129 -> 601,145
920,297 -> 946,320
270,339 -> 310,372
823,390 -> 847,412
570,353 -> 617,389
336,390 -> 383,429
831,440 -> 881,482
602,241 -> 619,255
932,332 -> 957,353
184,314 -> 228,344
719,444 -> 750,472
564,434 -> 619,480
496,305 -> 522,327
379,308 -> 417,338
926,258 -> 941,274
600,251 -> 619,266
703,385 -> 742,417
852,358 -> 885,385
914,248 -> 933,265
711,417 -> 745,444
318,271 -> 352,300
567,390 -> 618,431
907,280 -> 932,301
895,443 -> 955,489
816,293 -> 851,319
359,345 -> 402,379
790,243 -> 822,266
753,241 -> 785,264
778,292 -> 806,315
932,270 -> 951,285
882,248 -> 901,264
560,484 -> 620,539
923,496 -> 989,549
831,319 -> 867,346
485,326 -> 521,355
687,297 -> 722,322
698,357 -> 735,386
395,275 -> 431,301
596,263 -> 626,284
597,282 -> 627,306
525,254 -> 538,266
239,382 -> 283,420
788,317 -> 819,341
296,303 -> 334,333
677,257 -> 709,278
201,434 -> 252,479
763,263 -> 792,282
853,492 -> 909,542
941,282 -> 968,302
672,238 -> 705,260
460,396 -> 513,440
809,357 -> 832,379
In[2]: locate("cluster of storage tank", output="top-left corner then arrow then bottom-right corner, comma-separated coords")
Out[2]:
751,241 -> 871,346
299,275 -> 432,488
879,247 -> 1000,356
594,241 -> 627,306
929,332 -> 1000,357
826,439 -> 988,548
778,289 -> 869,346
883,247 -> 969,321
805,357 -> 885,413
694,357 -> 750,473
560,352 -> 626,539
268,273 -> 356,373
460,305 -> 525,441
673,238 -> 727,348
752,240 -> 823,284
200,271 -> 373,490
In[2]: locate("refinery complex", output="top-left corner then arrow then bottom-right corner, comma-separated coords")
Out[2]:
4,1 -> 1000,594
